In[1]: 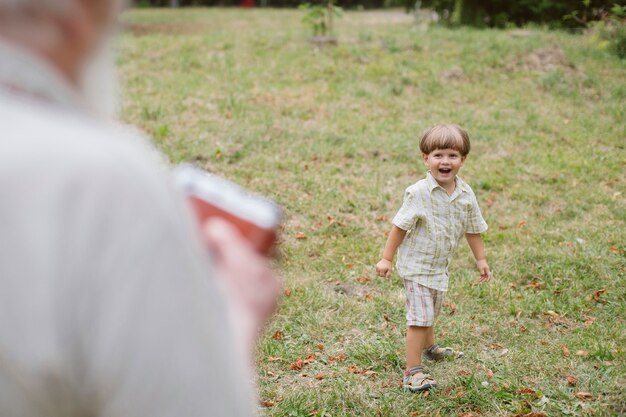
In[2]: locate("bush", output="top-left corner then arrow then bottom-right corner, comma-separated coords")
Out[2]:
420,0 -> 619,28
587,5 -> 626,59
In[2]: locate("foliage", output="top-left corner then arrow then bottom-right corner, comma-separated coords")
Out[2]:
299,0 -> 343,37
581,4 -> 626,59
421,0 -> 620,28
119,8 -> 626,416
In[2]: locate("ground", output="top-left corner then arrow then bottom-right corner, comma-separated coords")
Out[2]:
118,8 -> 625,416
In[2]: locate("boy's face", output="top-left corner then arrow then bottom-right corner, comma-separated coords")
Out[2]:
422,148 -> 466,186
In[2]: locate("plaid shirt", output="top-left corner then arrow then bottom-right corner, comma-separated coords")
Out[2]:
392,171 -> 488,291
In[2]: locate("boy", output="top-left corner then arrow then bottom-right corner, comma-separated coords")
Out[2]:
375,124 -> 492,392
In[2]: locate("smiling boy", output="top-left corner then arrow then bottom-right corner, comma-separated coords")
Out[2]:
375,124 -> 492,392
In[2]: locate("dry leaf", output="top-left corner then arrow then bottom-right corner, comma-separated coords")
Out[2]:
314,373 -> 325,380
591,289 -> 606,301
562,345 -> 571,357
575,350 -> 588,357
302,353 -> 317,364
317,343 -> 325,351
356,276 -> 370,283
328,353 -> 347,364
295,233 -> 307,240
271,330 -> 284,340
260,400 -> 275,407
527,282 -> 543,289
289,359 -> 303,370
544,310 -> 559,317
363,293 -> 374,301
608,246 -> 623,255
283,287 -> 292,297
518,387 -> 537,395
516,220 -> 527,230
485,368 -> 494,378
574,392 -> 593,400
445,301 -> 457,315
566,375 -> 577,386
267,356 -> 282,362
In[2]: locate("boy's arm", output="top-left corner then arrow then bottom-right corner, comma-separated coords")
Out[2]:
465,233 -> 492,282
376,225 -> 407,278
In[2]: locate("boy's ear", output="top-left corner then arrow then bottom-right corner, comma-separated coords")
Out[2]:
421,153 -> 429,164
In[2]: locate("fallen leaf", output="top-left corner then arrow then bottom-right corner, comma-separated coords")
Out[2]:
544,310 -> 559,317
271,330 -> 284,340
260,400 -> 275,407
574,391 -> 593,400
591,289 -> 606,301
356,276 -> 370,283
328,353 -> 347,364
524,413 -> 547,417
608,246 -> 623,255
527,281 -> 543,289
445,301 -> 457,315
575,350 -> 588,357
295,233 -> 307,240
485,368 -> 494,378
516,220 -> 527,230
302,353 -> 317,364
283,287 -> 292,297
363,293 -> 374,301
289,359 -> 303,370
317,343 -> 325,351
314,373 -> 325,380
583,317 -> 596,327
566,375 -> 578,386
562,345 -> 571,357
518,387 -> 537,395
267,356 -> 282,362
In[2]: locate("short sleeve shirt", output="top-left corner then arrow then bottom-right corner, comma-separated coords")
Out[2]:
392,171 -> 488,291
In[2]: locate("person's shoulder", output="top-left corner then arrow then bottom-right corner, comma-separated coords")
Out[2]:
405,176 -> 430,196
0,95 -> 168,192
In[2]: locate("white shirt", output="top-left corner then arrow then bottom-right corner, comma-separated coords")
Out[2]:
0,39 -> 253,417
392,172 -> 488,291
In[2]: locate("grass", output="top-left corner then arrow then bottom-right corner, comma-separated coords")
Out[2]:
118,8 -> 625,416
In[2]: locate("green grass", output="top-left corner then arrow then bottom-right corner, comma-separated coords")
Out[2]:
118,8 -> 625,416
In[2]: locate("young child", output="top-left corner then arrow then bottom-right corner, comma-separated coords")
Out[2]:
375,124 -> 492,392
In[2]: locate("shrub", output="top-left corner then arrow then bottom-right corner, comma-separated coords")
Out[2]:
420,0 -> 618,28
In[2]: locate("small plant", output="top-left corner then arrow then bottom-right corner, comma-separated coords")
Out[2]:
299,0 -> 343,38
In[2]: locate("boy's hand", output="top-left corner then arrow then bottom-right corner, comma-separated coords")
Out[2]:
376,259 -> 393,278
476,259 -> 492,283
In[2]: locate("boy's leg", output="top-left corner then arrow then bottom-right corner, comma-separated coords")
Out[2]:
405,326 -> 427,370
404,326 -> 438,391
403,280 -> 439,391
422,289 -> 464,361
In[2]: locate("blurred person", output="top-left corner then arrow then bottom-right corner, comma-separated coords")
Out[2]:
0,0 -> 279,416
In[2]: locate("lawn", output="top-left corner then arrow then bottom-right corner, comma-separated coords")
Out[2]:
118,8 -> 625,416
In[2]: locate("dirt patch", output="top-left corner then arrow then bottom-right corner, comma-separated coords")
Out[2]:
440,67 -> 465,82
123,22 -> 210,36
514,46 -> 574,72
330,282 -> 370,297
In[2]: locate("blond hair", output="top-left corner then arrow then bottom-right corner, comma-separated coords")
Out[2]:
419,124 -> 471,157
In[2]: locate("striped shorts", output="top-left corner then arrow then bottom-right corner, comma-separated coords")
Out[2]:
403,280 -> 445,327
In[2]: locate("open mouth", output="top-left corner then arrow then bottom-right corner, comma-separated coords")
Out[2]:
438,168 -> 452,174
